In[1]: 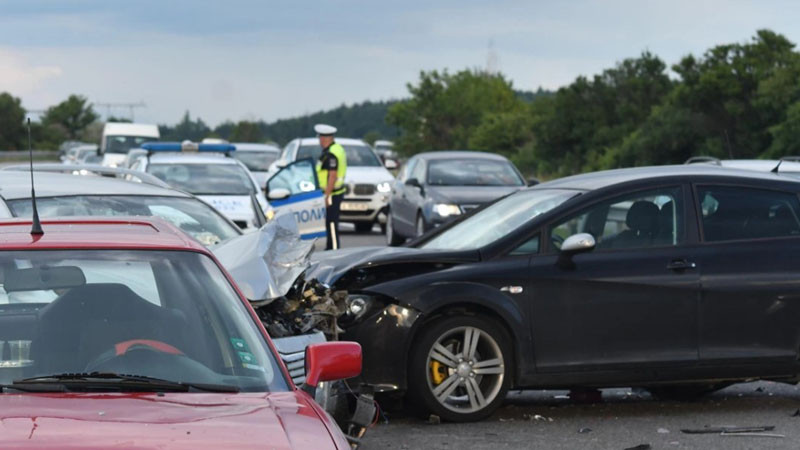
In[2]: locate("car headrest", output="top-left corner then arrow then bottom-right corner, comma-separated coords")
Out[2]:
626,201 -> 659,233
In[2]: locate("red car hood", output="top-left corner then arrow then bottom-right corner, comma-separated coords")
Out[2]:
0,391 -> 346,449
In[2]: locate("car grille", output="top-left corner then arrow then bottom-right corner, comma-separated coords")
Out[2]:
353,184 -> 376,196
272,332 -> 327,385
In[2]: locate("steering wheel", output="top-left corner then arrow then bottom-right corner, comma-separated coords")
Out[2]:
85,339 -> 185,373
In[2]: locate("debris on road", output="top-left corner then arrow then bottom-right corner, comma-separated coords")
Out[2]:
623,444 -> 651,450
657,428 -> 670,434
720,431 -> 784,438
524,414 -> 553,422
680,425 -> 775,434
428,414 -> 441,425
792,409 -> 800,417
578,427 -> 592,434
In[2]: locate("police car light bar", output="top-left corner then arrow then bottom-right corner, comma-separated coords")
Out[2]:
141,141 -> 236,153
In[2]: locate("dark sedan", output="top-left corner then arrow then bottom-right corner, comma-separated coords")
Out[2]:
309,164 -> 800,422
386,151 -> 525,245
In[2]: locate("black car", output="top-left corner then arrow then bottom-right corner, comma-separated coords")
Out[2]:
386,151 -> 526,245
309,164 -> 800,422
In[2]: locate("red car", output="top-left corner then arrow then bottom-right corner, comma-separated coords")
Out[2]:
0,217 -> 359,449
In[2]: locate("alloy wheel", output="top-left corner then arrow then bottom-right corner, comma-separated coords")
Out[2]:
425,326 -> 505,414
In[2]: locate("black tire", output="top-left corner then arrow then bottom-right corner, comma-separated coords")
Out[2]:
645,383 -> 731,401
408,315 -> 512,422
416,213 -> 427,237
386,211 -> 404,246
354,222 -> 374,234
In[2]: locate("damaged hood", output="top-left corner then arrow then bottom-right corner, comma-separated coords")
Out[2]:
212,213 -> 314,302
307,246 -> 478,286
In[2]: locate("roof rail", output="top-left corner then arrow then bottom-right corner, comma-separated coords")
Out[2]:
778,156 -> 800,162
684,156 -> 721,165
1,164 -> 171,189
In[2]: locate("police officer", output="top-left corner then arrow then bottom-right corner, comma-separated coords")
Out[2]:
315,124 -> 347,250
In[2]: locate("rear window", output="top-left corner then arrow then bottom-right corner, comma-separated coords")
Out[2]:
698,186 -> 800,242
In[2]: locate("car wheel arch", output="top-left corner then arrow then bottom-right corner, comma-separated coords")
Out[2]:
403,292 -> 527,389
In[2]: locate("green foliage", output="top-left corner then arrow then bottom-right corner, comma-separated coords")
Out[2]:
230,120 -> 264,142
0,92 -> 26,150
159,111 -> 211,141
42,95 -> 98,140
387,69 -> 523,154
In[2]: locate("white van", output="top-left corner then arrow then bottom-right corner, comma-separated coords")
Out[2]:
100,122 -> 160,167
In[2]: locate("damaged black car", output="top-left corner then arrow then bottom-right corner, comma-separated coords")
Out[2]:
307,165 -> 800,422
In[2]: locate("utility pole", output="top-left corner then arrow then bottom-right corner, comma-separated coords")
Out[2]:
95,101 -> 146,121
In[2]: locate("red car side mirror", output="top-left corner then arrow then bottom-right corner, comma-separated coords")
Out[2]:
304,342 -> 362,388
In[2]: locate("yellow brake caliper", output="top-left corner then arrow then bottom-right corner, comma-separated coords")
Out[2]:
430,360 -> 447,385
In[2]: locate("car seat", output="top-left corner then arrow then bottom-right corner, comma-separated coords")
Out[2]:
609,201 -> 660,249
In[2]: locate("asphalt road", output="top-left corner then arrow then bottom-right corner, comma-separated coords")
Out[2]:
322,227 -> 800,450
360,381 -> 800,450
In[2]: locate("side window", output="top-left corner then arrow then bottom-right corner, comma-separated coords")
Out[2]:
551,187 -> 683,251
698,186 -> 800,242
509,234 -> 540,256
400,158 -> 417,182
267,160 -> 318,195
410,160 -> 426,183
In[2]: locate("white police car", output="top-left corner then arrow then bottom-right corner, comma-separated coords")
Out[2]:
129,141 -> 271,232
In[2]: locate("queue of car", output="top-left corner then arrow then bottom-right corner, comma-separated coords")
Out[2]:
5,129 -> 800,448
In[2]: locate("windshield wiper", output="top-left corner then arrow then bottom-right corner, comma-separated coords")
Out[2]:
12,372 -> 240,393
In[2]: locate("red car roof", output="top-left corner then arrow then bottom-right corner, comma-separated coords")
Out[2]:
0,217 -> 207,253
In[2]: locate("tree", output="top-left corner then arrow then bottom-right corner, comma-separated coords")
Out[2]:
0,92 -> 26,150
160,111 -> 211,141
230,120 -> 264,142
387,69 -> 524,155
41,95 -> 98,140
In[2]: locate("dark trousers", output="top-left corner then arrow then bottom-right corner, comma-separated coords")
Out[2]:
326,193 -> 344,250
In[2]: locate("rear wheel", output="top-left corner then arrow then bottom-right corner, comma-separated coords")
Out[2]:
354,222 -> 374,234
408,315 -> 511,422
386,212 -> 404,246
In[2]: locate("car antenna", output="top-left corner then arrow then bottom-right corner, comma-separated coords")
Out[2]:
772,159 -> 783,173
26,118 -> 44,235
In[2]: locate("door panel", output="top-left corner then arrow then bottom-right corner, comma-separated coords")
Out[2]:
266,159 -> 326,240
695,185 -> 800,362
530,185 -> 700,372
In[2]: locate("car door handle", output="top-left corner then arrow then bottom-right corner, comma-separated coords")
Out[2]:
667,259 -> 697,271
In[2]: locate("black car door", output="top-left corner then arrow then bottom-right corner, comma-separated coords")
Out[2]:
693,184 -> 800,364
528,185 -> 701,372
399,160 -> 427,236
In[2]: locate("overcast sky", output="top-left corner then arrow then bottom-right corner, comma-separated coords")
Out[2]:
2,0 -> 800,126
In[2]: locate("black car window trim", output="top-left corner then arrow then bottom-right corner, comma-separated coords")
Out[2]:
691,182 -> 800,245
543,183 -> 688,255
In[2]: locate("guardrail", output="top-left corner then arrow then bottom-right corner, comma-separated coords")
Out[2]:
0,150 -> 58,161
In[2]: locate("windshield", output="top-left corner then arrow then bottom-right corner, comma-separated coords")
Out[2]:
233,151 -> 279,172
421,189 -> 578,250
7,196 -> 240,246
105,136 -> 155,154
0,250 -> 287,392
427,159 -> 524,186
147,163 -> 255,195
297,143 -> 382,167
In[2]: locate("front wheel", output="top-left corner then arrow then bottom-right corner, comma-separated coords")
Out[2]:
408,315 -> 512,422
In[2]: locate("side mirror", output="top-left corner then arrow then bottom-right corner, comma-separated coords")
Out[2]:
268,188 -> 291,201
527,177 -> 540,187
557,233 -> 596,270
405,178 -> 420,188
304,342 -> 361,390
385,159 -> 398,170
276,160 -> 288,169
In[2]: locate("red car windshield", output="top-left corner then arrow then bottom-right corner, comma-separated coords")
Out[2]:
0,249 -> 287,393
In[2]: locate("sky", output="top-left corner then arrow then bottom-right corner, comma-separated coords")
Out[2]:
2,0 -> 800,126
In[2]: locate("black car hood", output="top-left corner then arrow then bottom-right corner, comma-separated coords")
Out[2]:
307,245 -> 479,287
427,185 -> 521,205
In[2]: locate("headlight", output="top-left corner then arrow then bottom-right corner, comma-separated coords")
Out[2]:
434,203 -> 461,217
377,182 -> 392,193
346,295 -> 373,320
